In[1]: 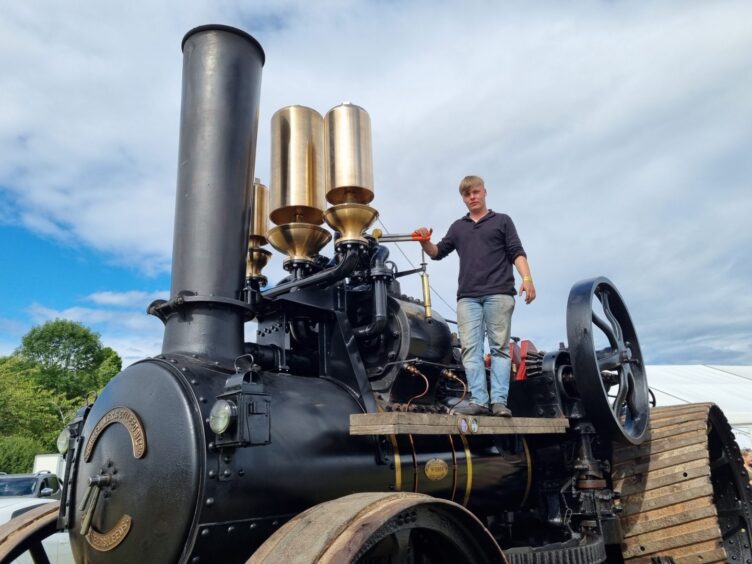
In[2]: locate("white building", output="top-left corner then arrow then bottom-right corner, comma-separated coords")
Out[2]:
647,365 -> 752,449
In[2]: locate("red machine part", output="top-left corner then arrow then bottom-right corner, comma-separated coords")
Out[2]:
514,340 -> 537,381
483,338 -> 536,381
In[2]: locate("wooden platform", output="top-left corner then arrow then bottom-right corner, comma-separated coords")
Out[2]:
349,412 -> 569,436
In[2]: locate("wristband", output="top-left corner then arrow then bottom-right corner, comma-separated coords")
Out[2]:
522,276 -> 533,282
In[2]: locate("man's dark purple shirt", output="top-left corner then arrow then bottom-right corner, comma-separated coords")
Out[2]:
433,210 -> 526,299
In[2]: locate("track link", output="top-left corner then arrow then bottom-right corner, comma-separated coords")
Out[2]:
613,403 -> 752,563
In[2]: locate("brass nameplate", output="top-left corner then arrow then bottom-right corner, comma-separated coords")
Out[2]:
424,458 -> 449,481
85,406 -> 147,462
86,514 -> 132,551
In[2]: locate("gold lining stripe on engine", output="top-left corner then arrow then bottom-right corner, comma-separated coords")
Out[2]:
407,433 -> 419,492
520,437 -> 532,507
448,434 -> 458,503
459,433 -> 473,507
388,434 -> 402,491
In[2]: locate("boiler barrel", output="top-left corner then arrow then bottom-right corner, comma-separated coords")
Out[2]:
68,356 -> 528,563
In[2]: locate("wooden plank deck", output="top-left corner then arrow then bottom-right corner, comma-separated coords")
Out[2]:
349,412 -> 569,436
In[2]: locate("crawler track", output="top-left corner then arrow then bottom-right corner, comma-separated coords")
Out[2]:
613,403 -> 752,563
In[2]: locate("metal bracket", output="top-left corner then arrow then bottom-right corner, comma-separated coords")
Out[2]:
147,290 -> 256,323
58,403 -> 92,530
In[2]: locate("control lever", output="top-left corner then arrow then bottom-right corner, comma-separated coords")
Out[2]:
371,228 -> 432,242
79,474 -> 111,536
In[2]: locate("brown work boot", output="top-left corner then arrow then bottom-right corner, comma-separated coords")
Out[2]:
450,400 -> 490,416
491,403 -> 512,417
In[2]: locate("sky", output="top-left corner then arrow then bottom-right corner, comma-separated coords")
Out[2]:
1,1 -> 751,379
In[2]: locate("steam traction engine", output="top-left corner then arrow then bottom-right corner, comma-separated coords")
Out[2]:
2,25 -> 751,564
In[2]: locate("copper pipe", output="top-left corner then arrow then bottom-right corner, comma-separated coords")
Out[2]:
404,364 -> 430,411
442,369 -> 467,405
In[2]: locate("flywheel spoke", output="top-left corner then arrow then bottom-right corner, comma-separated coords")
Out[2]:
28,541 -> 51,564
611,368 -> 629,418
599,290 -> 624,345
597,348 -> 621,371
625,370 -> 642,416
592,312 -> 618,349
392,528 -> 413,564
567,277 -> 649,445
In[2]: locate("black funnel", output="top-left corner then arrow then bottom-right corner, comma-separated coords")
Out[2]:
162,25 -> 265,361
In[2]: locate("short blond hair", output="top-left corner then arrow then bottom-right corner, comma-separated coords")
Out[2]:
459,175 -> 484,195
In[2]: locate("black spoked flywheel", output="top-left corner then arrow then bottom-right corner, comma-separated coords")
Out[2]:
566,277 -> 650,445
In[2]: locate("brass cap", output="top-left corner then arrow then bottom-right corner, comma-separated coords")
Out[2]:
324,103 -> 374,205
270,106 -> 326,225
246,247 -> 272,280
249,179 -> 269,246
267,223 -> 332,264
323,203 -> 379,245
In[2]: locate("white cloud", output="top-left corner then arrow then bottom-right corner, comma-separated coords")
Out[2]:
27,303 -> 162,334
2,1 -> 751,364
85,290 -> 168,308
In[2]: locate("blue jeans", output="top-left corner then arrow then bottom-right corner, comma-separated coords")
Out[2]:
457,294 -> 515,407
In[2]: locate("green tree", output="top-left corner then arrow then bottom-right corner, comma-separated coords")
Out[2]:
0,356 -> 74,451
94,346 -> 122,390
0,435 -> 45,474
15,319 -> 121,399
0,321 -> 122,468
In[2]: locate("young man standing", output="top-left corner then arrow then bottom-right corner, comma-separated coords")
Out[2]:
415,175 -> 536,417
